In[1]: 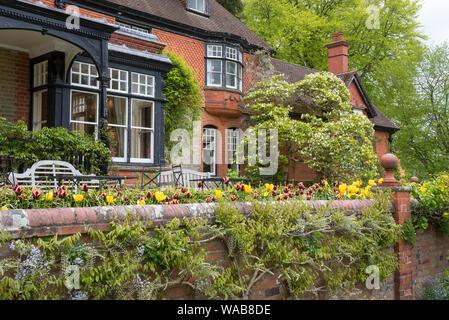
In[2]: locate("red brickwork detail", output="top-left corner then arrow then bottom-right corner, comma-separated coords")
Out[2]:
110,33 -> 165,54
29,0 -> 115,23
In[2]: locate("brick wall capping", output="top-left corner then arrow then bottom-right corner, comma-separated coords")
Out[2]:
325,40 -> 350,49
0,199 -> 377,240
372,186 -> 413,193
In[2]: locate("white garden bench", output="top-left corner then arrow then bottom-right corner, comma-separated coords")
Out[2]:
9,160 -> 98,191
157,169 -> 212,190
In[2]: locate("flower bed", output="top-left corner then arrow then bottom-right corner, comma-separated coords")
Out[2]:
0,178 -> 384,211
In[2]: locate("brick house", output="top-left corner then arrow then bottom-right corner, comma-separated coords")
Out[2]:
0,0 -> 398,181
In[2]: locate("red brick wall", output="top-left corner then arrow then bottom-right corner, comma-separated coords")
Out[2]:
110,33 -> 165,54
153,28 -> 205,86
0,47 -> 29,123
412,226 -> 449,298
29,0 -> 115,23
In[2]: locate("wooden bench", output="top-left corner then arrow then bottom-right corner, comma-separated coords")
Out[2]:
9,160 -> 98,191
157,169 -> 212,189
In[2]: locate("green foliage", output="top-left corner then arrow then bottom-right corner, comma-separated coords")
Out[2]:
217,0 -> 244,16
410,173 -> 449,236
401,218 -> 416,247
213,190 -> 400,299
0,118 -> 111,175
382,43 -> 449,178
163,50 -> 203,154
244,72 -> 379,182
0,192 -> 400,300
241,0 -> 424,74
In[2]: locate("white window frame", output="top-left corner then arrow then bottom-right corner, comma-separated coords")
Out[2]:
131,72 -> 155,98
188,0 -> 206,13
107,95 -> 128,163
71,61 -> 99,89
108,68 -> 128,93
33,61 -> 48,88
226,47 -> 238,61
227,128 -> 241,171
130,98 -> 155,164
207,45 -> 223,58
32,90 -> 48,131
207,60 -> 222,87
116,22 -> 150,35
203,127 -> 217,176
69,89 -> 99,138
226,61 -> 238,89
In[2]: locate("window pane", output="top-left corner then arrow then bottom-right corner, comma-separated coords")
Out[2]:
81,64 -> 89,74
33,90 -> 48,131
132,100 -> 153,128
109,126 -> 126,159
71,91 -> 98,123
131,128 -> 152,159
72,62 -> 80,73
208,60 -> 222,72
107,96 -> 127,126
70,122 -> 97,137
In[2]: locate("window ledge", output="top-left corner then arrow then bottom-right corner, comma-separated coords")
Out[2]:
203,86 -> 243,95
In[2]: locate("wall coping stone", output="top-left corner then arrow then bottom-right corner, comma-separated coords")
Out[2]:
0,200 -> 379,239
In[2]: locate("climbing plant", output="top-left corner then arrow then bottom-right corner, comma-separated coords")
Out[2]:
0,191 -> 400,300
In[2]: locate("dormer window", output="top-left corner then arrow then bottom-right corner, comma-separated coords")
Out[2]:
187,0 -> 210,16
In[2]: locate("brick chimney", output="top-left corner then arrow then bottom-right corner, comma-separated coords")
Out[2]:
179,0 -> 187,8
325,31 -> 350,74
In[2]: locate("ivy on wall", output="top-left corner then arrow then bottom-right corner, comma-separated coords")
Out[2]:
0,191 -> 400,300
162,50 -> 203,156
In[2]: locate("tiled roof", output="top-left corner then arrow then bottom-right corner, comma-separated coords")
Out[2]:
104,0 -> 272,50
270,57 -> 318,82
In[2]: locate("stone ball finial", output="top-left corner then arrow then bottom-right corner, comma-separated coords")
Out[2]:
411,176 -> 419,183
380,153 -> 399,170
379,153 -> 400,187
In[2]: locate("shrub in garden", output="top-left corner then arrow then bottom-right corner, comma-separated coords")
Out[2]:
409,173 -> 449,237
0,118 -> 111,175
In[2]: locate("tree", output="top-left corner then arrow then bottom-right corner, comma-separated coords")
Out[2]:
244,72 -> 379,182
216,0 -> 244,17
163,50 -> 203,154
241,0 -> 425,79
384,43 -> 449,178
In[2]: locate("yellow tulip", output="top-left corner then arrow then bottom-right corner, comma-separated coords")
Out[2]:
368,180 -> 376,187
244,185 -> 252,193
45,193 -> 54,201
138,198 -> 146,206
1,206 -> 7,210
73,194 -> 84,202
265,184 -> 274,192
339,184 -> 347,195
353,181 -> 361,188
215,190 -> 223,199
106,196 -> 116,204
264,192 -> 269,197
378,178 -> 384,184
155,192 -> 165,202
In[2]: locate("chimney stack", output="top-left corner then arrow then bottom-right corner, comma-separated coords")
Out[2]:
180,0 -> 187,8
325,31 -> 350,74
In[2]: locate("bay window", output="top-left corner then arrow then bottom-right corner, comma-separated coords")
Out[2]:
70,61 -> 157,164
206,44 -> 243,91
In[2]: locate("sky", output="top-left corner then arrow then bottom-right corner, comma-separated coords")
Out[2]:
418,0 -> 449,44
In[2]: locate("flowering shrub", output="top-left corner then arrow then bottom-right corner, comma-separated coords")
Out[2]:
0,178 -> 384,211
410,173 -> 449,236
244,72 -> 379,181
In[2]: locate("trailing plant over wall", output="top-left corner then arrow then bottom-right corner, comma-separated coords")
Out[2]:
0,191 -> 400,300
244,72 -> 379,182
162,50 -> 203,154
212,190 -> 400,299
410,173 -> 449,237
0,118 -> 111,175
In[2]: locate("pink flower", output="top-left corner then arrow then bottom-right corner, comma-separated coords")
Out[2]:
32,190 -> 42,200
82,184 -> 89,193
